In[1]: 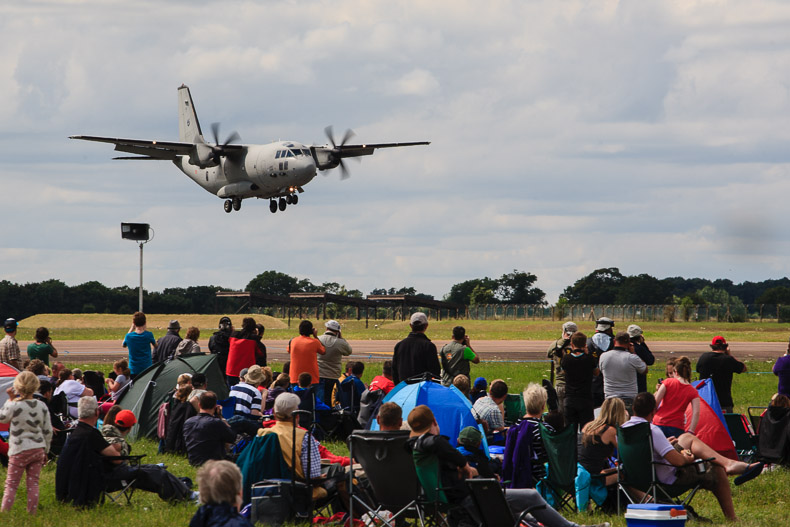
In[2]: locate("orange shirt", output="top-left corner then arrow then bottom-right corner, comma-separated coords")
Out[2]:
287,335 -> 325,384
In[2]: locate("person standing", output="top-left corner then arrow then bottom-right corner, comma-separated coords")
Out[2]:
0,371 -> 52,514
773,337 -> 790,398
226,318 -> 264,386
696,336 -> 747,413
392,312 -> 440,384
0,318 -> 21,370
627,325 -> 654,394
587,317 -> 615,408
546,321 -> 577,410
122,312 -> 156,379
598,332 -> 646,411
561,331 -> 599,430
209,317 -> 234,380
317,320 -> 352,405
154,320 -> 183,363
439,326 -> 480,387
287,320 -> 326,394
175,326 -> 202,357
26,327 -> 58,366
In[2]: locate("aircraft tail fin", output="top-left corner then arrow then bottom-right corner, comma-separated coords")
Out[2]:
178,84 -> 203,143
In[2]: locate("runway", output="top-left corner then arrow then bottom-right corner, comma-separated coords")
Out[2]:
38,339 -> 786,364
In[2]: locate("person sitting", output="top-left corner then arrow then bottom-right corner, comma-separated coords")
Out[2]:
100,359 -> 131,415
49,362 -> 65,387
188,373 -> 209,413
228,365 -> 265,436
376,402 -> 404,432
623,392 -> 763,522
470,377 -> 488,403
190,460 -> 252,527
101,408 -> 136,456
453,374 -> 471,399
164,374 -> 196,454
338,361 -> 367,409
258,367 -> 274,405
332,361 -> 354,407
521,383 -> 551,481
265,374 -> 290,411
27,359 -> 50,383
184,392 -> 236,466
473,379 -> 507,433
368,360 -> 396,394
57,397 -> 195,506
34,379 -> 68,455
579,397 -> 628,487
257,394 -> 328,500
457,425 -> 500,478
53,368 -> 93,419
293,372 -> 330,412
406,405 -> 608,527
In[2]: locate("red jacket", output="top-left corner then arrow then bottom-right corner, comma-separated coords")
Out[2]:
226,335 -> 257,377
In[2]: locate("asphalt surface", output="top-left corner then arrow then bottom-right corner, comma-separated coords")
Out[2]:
39,339 -> 787,363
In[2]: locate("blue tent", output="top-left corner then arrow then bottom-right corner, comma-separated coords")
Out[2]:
371,379 -> 488,451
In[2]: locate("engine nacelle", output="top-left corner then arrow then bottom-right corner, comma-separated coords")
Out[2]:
189,143 -> 218,168
217,181 -> 260,199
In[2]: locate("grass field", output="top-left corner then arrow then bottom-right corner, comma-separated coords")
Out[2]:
16,314 -> 790,342
2,355 -> 786,526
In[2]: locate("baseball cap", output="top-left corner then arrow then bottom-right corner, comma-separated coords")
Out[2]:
457,426 -> 483,447
273,393 -> 300,417
325,320 -> 341,332
115,410 -> 137,428
473,377 -> 487,390
3,318 -> 17,333
627,324 -> 643,338
595,317 -> 615,332
407,405 -> 435,434
711,336 -> 727,347
410,312 -> 428,326
562,321 -> 578,335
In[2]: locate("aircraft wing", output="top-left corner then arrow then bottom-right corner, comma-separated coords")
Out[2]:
69,135 -> 244,160
317,141 -> 430,159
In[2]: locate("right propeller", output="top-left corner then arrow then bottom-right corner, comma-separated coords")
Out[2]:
324,125 -> 355,180
209,122 -> 240,164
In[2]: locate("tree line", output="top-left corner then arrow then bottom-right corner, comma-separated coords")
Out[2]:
3,268 -> 790,320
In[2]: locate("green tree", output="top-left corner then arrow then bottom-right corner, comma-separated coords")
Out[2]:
756,286 -> 790,305
469,284 -> 496,305
445,278 -> 499,305
496,270 -> 546,304
561,267 -> 624,304
616,274 -> 673,304
246,271 -> 313,296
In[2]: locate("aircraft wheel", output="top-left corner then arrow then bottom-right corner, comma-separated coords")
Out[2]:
278,197 -> 287,211
292,194 -> 298,205
269,200 -> 277,213
224,200 -> 232,213
286,195 -> 293,205
232,198 -> 242,211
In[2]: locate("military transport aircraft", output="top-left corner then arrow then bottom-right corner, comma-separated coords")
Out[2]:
70,85 -> 429,213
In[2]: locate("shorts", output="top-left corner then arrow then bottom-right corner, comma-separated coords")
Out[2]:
671,444 -> 717,490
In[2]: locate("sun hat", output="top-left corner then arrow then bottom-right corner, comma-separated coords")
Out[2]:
595,317 -> 615,332
245,365 -> 264,385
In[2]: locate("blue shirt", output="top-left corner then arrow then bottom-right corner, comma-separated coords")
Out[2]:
123,331 -> 155,375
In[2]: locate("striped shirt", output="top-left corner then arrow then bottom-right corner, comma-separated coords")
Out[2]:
229,382 -> 262,416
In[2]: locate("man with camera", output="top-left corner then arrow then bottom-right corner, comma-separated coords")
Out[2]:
439,326 -> 480,387
183,391 -> 236,466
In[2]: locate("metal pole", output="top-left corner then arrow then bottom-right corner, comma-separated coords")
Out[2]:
139,242 -> 144,312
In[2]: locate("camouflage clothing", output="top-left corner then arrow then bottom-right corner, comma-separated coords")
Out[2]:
546,337 -> 572,387
101,423 -> 130,456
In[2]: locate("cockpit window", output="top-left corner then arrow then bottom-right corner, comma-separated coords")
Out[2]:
302,149 -> 312,156
290,149 -> 302,156
275,150 -> 281,159
286,150 -> 295,158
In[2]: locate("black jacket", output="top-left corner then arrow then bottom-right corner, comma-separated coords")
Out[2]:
392,332 -> 440,384
190,503 -> 253,527
407,433 -> 469,501
154,330 -> 182,363
209,330 -> 232,374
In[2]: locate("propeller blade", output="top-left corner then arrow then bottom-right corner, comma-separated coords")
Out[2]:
211,122 -> 221,145
339,159 -> 350,180
223,131 -> 240,146
340,128 -> 355,146
324,125 -> 336,148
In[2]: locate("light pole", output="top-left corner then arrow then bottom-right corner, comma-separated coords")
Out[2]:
121,223 -> 153,312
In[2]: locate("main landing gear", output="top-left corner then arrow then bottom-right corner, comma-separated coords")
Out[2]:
223,198 -> 242,213
269,193 -> 299,213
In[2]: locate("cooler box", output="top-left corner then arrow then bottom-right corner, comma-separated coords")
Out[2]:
625,504 -> 687,527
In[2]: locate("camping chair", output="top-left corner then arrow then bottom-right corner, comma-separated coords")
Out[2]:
348,430 -> 421,527
616,422 -> 710,516
294,386 -> 317,431
217,396 -> 237,420
748,406 -> 768,435
538,422 -> 577,513
102,454 -> 146,505
338,376 -> 363,417
466,478 -> 546,527
412,450 -> 457,527
756,405 -> 790,466
50,391 -> 74,425
724,413 -> 757,462
503,393 -> 526,426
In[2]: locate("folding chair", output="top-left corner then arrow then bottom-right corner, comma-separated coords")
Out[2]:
616,422 -> 709,516
538,422 -> 577,513
503,393 -> 526,426
748,406 -> 768,435
413,450 -> 468,527
102,454 -> 146,505
466,478 -> 546,527
348,430 -> 421,527
294,386 -> 317,431
338,376 -> 363,417
217,396 -> 237,419
756,405 -> 790,466
724,413 -> 757,462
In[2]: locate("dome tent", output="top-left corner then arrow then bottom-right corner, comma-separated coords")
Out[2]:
116,353 -> 229,440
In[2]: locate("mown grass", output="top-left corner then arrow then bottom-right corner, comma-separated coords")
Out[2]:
16,315 -> 790,342
1,358 -> 785,525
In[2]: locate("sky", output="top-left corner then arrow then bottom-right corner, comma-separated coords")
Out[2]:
2,0 -> 790,303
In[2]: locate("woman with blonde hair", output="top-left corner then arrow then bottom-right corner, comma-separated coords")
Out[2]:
653,356 -> 700,438
164,373 -> 194,454
578,397 -> 628,486
0,371 -> 52,514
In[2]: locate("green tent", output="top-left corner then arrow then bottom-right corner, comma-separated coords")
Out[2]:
117,353 -> 229,440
